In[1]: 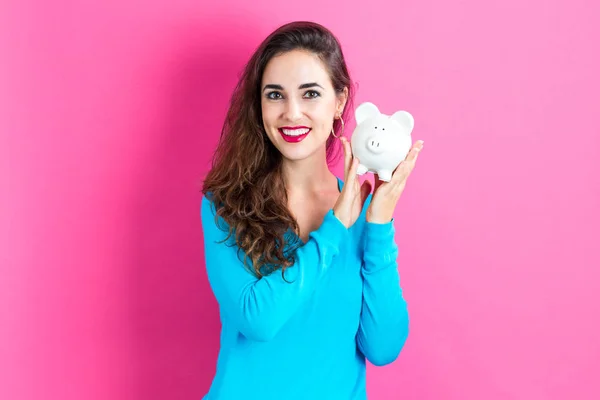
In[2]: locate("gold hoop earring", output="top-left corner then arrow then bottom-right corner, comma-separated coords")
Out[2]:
331,115 -> 344,138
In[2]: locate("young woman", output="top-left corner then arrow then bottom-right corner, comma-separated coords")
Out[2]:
200,21 -> 424,399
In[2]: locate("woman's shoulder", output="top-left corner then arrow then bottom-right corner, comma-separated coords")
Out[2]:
200,193 -> 215,221
200,193 -> 214,213
200,193 -> 230,234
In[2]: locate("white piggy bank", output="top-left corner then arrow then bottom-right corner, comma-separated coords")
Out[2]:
350,102 -> 414,182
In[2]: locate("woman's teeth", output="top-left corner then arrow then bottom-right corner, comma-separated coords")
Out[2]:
281,128 -> 310,136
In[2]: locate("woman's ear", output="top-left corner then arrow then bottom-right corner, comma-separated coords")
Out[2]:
336,87 -> 349,116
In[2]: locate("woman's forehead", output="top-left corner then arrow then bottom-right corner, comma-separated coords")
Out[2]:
262,50 -> 330,88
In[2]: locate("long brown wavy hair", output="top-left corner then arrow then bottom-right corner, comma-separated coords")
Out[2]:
201,21 -> 355,278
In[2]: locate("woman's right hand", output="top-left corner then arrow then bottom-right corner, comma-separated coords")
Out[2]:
333,137 -> 372,228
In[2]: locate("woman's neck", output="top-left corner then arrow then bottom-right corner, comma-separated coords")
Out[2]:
281,151 -> 337,196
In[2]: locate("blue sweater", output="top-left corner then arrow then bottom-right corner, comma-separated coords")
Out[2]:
200,177 -> 409,399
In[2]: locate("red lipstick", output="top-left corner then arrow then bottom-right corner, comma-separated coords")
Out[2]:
278,126 -> 311,143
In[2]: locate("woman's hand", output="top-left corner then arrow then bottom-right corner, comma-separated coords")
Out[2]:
366,140 -> 425,224
333,137 -> 372,228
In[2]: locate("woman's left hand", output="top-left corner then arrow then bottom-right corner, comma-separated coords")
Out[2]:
366,140 -> 425,224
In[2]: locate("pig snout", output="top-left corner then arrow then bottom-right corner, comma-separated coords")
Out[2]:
366,135 -> 385,154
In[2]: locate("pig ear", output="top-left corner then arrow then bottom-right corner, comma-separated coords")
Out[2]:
391,110 -> 415,133
355,102 -> 380,125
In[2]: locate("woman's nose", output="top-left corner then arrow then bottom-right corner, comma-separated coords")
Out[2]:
283,98 -> 303,121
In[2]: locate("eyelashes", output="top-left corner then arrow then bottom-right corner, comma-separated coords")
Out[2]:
265,90 -> 321,100
265,91 -> 282,100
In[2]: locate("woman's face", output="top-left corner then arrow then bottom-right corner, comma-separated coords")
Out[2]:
260,49 -> 347,162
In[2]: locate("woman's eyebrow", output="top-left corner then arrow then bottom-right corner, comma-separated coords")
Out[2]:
262,82 -> 324,92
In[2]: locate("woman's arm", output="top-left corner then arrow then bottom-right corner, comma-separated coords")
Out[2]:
356,219 -> 410,366
201,195 -> 348,342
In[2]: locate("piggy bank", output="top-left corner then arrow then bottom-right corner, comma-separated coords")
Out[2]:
350,102 -> 414,182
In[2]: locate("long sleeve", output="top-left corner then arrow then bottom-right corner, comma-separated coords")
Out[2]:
356,219 -> 410,366
201,195 -> 349,342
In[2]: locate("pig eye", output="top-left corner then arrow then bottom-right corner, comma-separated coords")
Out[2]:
375,126 -> 378,129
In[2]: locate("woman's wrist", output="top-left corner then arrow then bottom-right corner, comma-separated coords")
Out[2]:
366,209 -> 393,224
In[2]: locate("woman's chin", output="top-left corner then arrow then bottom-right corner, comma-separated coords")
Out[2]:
278,145 -> 322,162
270,134 -> 328,162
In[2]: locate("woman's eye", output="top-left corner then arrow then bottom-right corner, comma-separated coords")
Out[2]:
267,92 -> 282,100
304,90 -> 321,99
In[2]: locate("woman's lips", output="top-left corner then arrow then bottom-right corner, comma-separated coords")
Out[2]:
278,127 -> 311,143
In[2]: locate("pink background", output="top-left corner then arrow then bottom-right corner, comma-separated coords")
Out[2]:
2,0 -> 599,399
